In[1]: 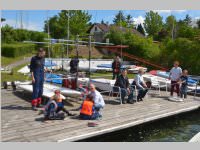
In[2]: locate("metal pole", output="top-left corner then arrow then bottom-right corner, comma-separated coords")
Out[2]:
75,35 -> 79,88
62,44 -> 64,71
89,35 -> 92,82
47,10 -> 50,59
67,10 -> 70,58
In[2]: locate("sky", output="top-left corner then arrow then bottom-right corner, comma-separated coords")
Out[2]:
1,10 -> 200,31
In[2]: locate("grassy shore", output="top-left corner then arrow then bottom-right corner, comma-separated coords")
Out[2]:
1,53 -> 34,67
1,63 -> 31,82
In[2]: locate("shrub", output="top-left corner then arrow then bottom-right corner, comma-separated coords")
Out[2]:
2,43 -> 36,57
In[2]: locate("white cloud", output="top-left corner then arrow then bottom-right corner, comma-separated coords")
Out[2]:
133,16 -> 145,26
195,17 -> 200,20
152,10 -> 186,14
1,19 -> 43,31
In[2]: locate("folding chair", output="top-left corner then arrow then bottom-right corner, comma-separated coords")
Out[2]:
149,76 -> 168,96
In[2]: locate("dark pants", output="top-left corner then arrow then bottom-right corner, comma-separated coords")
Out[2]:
120,88 -> 134,102
56,106 -> 70,115
112,72 -> 120,80
44,104 -> 65,120
180,86 -> 187,98
32,77 -> 44,99
171,81 -> 180,96
79,112 -> 101,120
32,75 -> 44,106
137,88 -> 148,99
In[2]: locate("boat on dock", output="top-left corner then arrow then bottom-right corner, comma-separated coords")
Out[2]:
17,82 -> 82,98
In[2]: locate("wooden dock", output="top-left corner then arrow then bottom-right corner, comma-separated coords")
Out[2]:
1,89 -> 200,142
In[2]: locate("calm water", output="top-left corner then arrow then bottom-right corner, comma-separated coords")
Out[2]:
79,109 -> 200,142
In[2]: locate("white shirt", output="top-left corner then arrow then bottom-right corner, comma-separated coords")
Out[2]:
135,74 -> 145,89
91,90 -> 105,107
170,67 -> 182,81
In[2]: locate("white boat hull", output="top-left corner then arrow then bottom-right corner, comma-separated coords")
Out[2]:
17,83 -> 82,99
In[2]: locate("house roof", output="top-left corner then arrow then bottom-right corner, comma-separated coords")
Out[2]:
109,25 -> 145,37
88,23 -> 109,32
88,23 -> 145,37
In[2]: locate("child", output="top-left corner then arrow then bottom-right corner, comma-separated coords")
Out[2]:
179,70 -> 189,99
43,98 -> 63,121
79,94 -> 101,120
51,89 -> 74,116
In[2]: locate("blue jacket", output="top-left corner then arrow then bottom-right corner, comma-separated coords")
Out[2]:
30,55 -> 45,80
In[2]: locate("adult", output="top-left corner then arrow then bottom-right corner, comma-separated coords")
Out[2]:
169,61 -> 182,97
89,84 -> 105,112
79,94 -> 101,120
70,57 -> 79,74
112,56 -> 121,80
133,68 -> 148,101
114,69 -> 134,104
30,48 -> 46,111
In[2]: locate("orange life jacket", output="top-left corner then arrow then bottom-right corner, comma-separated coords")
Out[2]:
80,99 -> 94,116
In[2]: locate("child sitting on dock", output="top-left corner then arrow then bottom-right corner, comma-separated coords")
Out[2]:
43,98 -> 64,121
51,89 -> 74,116
179,70 -> 189,99
79,94 -> 101,120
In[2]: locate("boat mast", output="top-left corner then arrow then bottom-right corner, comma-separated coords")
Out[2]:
67,10 -> 70,58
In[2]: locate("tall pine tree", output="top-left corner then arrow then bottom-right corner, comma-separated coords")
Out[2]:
136,24 -> 145,35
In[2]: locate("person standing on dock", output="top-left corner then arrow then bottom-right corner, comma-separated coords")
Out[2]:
169,61 -> 182,97
30,48 -> 46,111
112,56 -> 121,80
114,69 -> 134,104
70,57 -> 79,74
179,69 -> 189,99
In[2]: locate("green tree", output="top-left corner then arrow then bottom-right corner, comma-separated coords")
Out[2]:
106,28 -> 160,61
136,24 -> 145,35
144,11 -> 163,39
113,11 -> 127,27
165,15 -> 177,40
1,18 -> 6,22
44,10 -> 91,39
183,14 -> 192,26
126,14 -> 134,28
1,25 -> 15,43
197,19 -> 200,29
101,19 -> 105,24
176,20 -> 196,39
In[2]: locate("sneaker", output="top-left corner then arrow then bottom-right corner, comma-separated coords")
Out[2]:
32,106 -> 38,111
128,100 -> 134,104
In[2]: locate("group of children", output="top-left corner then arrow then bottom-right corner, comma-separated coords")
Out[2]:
41,88 -> 102,121
169,61 -> 189,99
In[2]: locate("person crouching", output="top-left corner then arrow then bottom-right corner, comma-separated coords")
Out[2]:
79,94 -> 101,120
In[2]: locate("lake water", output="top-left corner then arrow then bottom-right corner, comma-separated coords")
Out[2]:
79,109 -> 200,142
